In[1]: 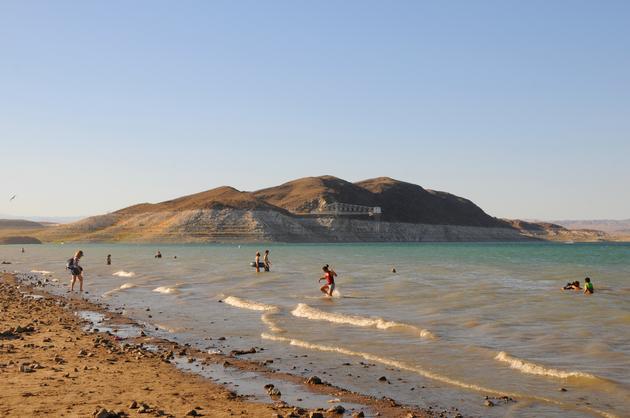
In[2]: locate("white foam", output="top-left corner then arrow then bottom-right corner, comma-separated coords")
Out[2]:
153,286 -> 178,294
261,311 -> 285,333
223,296 -> 278,312
119,283 -> 137,290
113,270 -> 135,278
102,282 -> 138,298
262,333 -> 500,393
30,270 -> 52,275
494,351 -> 599,380
261,334 -> 618,418
223,296 -> 284,333
291,303 -> 434,339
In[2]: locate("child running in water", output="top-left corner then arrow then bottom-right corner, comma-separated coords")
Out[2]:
319,264 -> 337,297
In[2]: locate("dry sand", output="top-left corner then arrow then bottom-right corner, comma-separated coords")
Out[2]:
0,273 -> 431,418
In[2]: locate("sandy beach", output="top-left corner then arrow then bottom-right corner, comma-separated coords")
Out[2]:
0,272 -> 432,418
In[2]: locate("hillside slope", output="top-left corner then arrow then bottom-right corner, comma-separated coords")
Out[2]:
0,219 -> 45,229
1,176 -> 613,243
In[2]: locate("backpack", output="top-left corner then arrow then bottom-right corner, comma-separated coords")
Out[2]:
66,258 -> 75,270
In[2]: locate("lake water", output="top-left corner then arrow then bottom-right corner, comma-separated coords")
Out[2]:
2,242 -> 629,417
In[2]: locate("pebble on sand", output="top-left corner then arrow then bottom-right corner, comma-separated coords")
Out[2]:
306,375 -> 322,385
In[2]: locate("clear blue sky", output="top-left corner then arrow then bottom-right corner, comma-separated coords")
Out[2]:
1,1 -> 629,220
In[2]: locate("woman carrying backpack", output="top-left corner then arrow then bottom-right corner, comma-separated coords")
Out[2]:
67,250 -> 84,292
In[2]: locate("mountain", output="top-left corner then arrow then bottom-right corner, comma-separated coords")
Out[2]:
0,214 -> 84,224
0,219 -> 46,229
117,186 -> 284,214
0,176 -> 613,243
254,176 -> 505,227
504,220 -> 609,242
552,219 -> 630,237
0,219 -> 46,244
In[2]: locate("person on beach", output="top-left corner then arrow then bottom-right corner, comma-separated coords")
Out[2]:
106,254 -> 111,265
263,250 -> 271,272
319,264 -> 337,297
562,280 -> 581,290
254,252 -> 261,272
67,250 -> 84,292
21,247 -> 25,253
155,250 -> 162,259
584,277 -> 594,294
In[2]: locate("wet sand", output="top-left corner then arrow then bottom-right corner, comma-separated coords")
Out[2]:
0,273 -> 432,418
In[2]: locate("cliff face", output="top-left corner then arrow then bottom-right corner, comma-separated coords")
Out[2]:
6,176 -> 612,243
37,209 -> 526,243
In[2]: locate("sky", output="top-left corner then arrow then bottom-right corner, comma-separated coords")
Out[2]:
1,1 -> 629,220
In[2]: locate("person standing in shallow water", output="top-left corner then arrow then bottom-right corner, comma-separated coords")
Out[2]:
254,252 -> 261,272
68,250 -> 84,292
263,250 -> 271,272
106,254 -> 111,265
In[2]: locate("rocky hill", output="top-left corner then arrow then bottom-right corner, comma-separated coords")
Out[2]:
0,219 -> 45,229
254,176 -> 505,227
552,219 -> 630,239
0,176 -> 613,243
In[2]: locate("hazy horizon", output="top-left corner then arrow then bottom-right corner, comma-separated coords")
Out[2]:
1,174 -> 630,224
2,2 -> 629,219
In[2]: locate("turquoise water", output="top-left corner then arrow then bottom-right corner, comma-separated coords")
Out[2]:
2,242 -> 629,417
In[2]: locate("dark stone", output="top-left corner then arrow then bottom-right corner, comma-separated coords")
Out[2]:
327,405 -> 345,414
306,376 -> 322,385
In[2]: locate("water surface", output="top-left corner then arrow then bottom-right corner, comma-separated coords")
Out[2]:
3,242 -> 629,417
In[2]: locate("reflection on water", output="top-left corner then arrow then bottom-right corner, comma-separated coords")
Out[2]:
3,242 -> 629,417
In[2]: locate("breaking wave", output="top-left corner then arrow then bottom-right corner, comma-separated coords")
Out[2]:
262,333 -> 504,393
291,303 -> 435,338
223,296 -> 278,312
119,283 -> 136,290
153,286 -> 179,295
261,334 -> 618,418
113,271 -> 135,278
102,282 -> 138,297
494,351 -> 600,380
223,296 -> 284,333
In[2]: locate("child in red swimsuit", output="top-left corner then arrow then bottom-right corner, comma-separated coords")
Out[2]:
319,264 -> 337,296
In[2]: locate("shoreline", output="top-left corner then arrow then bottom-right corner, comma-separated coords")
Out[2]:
1,272 -> 435,418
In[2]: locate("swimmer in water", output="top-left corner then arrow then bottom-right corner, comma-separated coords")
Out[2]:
155,250 -> 162,259
562,280 -> 581,290
584,277 -> 594,294
319,264 -> 337,297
